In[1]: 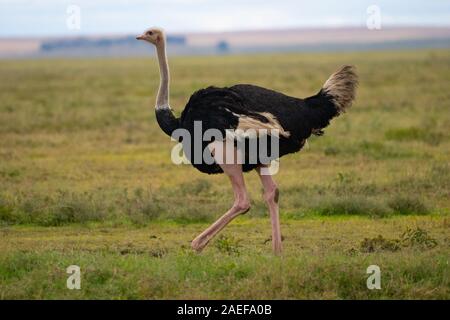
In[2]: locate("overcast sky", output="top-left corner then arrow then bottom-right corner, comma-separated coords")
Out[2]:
1,0 -> 450,37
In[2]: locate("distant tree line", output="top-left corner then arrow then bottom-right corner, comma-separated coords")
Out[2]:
41,35 -> 186,51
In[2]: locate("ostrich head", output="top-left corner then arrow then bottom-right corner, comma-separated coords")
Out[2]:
136,27 -> 165,46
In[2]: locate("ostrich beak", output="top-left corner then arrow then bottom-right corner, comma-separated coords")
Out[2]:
136,34 -> 145,40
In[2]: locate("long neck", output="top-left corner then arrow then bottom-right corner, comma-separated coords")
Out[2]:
156,41 -> 169,107
154,39 -> 179,137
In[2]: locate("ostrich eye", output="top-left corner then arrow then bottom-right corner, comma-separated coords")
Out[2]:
147,31 -> 153,35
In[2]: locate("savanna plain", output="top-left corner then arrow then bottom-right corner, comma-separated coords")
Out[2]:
0,50 -> 449,299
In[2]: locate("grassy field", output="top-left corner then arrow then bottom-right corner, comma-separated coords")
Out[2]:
0,50 -> 449,299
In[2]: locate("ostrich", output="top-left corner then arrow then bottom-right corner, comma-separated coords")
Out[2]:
136,27 -> 358,255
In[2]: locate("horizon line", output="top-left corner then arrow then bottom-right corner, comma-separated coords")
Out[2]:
2,24 -> 450,40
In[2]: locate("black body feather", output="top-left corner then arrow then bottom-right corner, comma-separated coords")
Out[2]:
161,66 -> 357,174
155,107 -> 179,137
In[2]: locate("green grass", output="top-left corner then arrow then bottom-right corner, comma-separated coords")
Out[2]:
0,50 -> 449,299
0,217 -> 448,299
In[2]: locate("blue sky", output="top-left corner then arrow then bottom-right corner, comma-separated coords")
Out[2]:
1,0 -> 450,37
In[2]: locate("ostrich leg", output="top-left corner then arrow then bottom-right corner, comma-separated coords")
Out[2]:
256,166 -> 282,255
191,145 -> 250,252
191,163 -> 250,251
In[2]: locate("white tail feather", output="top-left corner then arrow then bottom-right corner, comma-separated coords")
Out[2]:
322,65 -> 358,113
